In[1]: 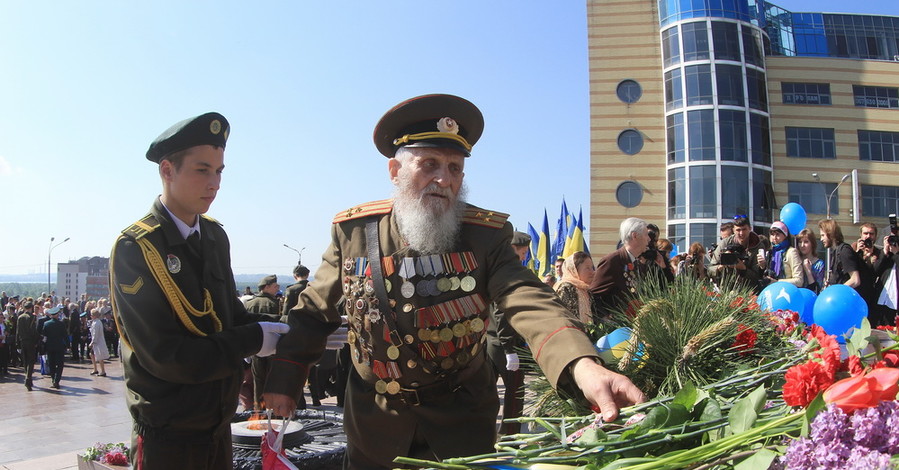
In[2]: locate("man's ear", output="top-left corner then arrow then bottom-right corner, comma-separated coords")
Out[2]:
159,160 -> 174,182
388,158 -> 401,184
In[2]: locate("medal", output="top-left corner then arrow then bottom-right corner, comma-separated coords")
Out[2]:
401,281 -> 415,298
439,327 -> 454,342
418,328 -> 431,341
469,317 -> 485,333
364,280 -> 375,294
436,277 -> 452,292
429,330 -> 441,343
407,359 -> 417,369
456,351 -> 470,365
367,310 -> 381,323
450,277 -> 461,291
452,323 -> 467,338
385,279 -> 392,292
347,330 -> 357,344
386,380 -> 400,395
426,279 -> 441,296
440,357 -> 454,370
404,334 -> 414,344
343,257 -> 355,273
375,380 -> 388,394
402,303 -> 414,313
460,276 -> 476,292
387,345 -> 400,360
415,281 -> 430,297
355,299 -> 367,311
166,254 -> 181,274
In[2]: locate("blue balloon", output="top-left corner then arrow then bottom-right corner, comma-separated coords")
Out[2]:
780,203 -> 807,236
813,285 -> 867,343
796,288 -> 817,325
669,243 -> 680,259
757,281 -> 803,314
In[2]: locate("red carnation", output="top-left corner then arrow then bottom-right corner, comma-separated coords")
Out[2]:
843,355 -> 864,376
731,325 -> 757,356
783,360 -> 834,407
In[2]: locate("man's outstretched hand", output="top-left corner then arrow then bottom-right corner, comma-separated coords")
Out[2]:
571,356 -> 646,422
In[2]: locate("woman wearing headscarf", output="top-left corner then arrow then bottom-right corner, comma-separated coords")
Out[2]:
758,221 -> 804,287
554,251 -> 597,325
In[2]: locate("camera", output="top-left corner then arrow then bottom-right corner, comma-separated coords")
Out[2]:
641,229 -> 659,261
719,243 -> 748,265
889,214 -> 898,247
863,238 -> 874,249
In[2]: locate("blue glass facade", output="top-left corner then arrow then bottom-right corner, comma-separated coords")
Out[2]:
658,0 -> 764,27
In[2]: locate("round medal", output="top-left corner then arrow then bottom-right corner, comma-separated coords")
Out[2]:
402,303 -> 414,313
440,357 -> 454,370
375,380 -> 388,394
355,299 -> 367,311
415,281 -> 430,297
426,279 -> 441,296
343,257 -> 355,273
418,328 -> 431,341
404,334 -> 414,344
166,254 -> 181,274
384,279 -> 392,292
364,280 -> 375,294
449,277 -> 461,291
400,281 -> 415,298
429,330 -> 441,343
452,323 -> 467,338
385,381 -> 401,395
387,345 -> 400,360
436,277 -> 452,292
469,317 -> 485,333
347,330 -> 357,344
407,359 -> 417,369
439,328 -> 454,342
460,276 -> 476,292
456,351 -> 470,365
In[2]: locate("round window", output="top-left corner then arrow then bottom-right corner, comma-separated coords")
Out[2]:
616,79 -> 642,103
616,181 -> 643,208
617,129 -> 644,155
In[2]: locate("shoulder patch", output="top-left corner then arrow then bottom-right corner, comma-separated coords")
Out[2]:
201,214 -> 223,226
122,213 -> 160,240
462,206 -> 509,229
333,199 -> 393,224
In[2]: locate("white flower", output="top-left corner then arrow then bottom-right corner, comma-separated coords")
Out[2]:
436,117 -> 459,134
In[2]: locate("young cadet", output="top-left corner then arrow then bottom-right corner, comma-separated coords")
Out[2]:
110,112 -> 289,470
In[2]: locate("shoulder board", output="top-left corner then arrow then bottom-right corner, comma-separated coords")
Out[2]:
201,214 -> 223,226
462,206 -> 509,229
121,213 -> 160,240
333,199 -> 393,224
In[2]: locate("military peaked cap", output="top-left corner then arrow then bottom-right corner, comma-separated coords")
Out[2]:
373,94 -> 483,158
146,112 -> 230,163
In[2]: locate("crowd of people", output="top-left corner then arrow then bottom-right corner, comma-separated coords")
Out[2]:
0,292 -> 117,390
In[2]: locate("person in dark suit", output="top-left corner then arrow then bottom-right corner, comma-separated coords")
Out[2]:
282,265 -> 310,316
109,112 -> 290,470
590,217 -> 652,318
16,302 -> 38,391
244,275 -> 281,410
41,306 -> 68,389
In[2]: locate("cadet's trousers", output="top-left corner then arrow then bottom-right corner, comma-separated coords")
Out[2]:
132,430 -> 232,470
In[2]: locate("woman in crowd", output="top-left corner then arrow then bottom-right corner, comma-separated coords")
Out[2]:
797,228 -> 826,293
554,251 -> 596,325
677,242 -> 708,281
758,221 -> 804,287
88,308 -> 109,377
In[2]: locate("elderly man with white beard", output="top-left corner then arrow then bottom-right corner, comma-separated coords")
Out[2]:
264,94 -> 644,470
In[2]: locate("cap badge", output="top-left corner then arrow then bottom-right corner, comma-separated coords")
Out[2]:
210,120 -> 222,135
436,117 -> 459,134
167,254 -> 182,274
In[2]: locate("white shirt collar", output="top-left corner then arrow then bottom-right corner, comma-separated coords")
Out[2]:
159,197 -> 201,240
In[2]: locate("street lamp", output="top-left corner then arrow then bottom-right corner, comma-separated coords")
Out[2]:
48,236 -> 70,296
283,244 -> 305,265
812,172 -> 852,282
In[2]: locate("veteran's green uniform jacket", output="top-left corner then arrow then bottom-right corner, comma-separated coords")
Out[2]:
110,198 -> 268,442
266,199 -> 600,466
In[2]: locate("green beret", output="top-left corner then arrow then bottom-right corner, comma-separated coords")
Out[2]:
146,112 -> 230,163
511,231 -> 532,246
373,94 -> 484,158
258,274 -> 278,289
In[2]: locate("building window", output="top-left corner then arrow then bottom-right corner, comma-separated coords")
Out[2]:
719,109 -> 748,162
853,85 -> 899,109
782,82 -> 831,105
753,168 -> 775,222
862,184 -> 899,217
664,69 -> 683,110
662,27 -> 681,67
617,129 -> 644,155
742,26 -> 765,67
716,64 -> 745,106
858,130 -> 899,162
688,109 -> 716,161
682,22 -> 710,62
749,113 -> 771,166
667,113 -> 685,163
712,22 -> 741,61
785,127 -> 836,159
668,167 -> 686,219
746,68 -> 768,112
788,181 -> 838,215
690,165 -> 717,218
668,223 -> 686,254
689,222 -> 719,252
617,80 -> 642,104
616,181 -> 643,208
684,64 -> 713,106
722,166 -> 749,221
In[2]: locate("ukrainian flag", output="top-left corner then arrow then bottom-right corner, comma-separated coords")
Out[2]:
551,199 -> 570,265
537,210 -> 552,276
527,223 -> 540,273
563,207 -> 589,258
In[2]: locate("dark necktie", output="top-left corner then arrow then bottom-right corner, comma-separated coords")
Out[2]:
187,231 -> 202,258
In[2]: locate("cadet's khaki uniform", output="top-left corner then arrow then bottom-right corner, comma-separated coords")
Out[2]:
266,199 -> 600,468
245,292 -> 280,409
111,199 -> 268,469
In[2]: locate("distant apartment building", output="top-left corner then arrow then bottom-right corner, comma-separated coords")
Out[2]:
57,256 -> 109,301
588,0 -> 899,253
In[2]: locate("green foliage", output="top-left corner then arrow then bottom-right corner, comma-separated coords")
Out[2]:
0,283 -> 46,299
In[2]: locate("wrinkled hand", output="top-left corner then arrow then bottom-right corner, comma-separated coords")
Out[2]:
257,322 -> 290,357
326,326 -> 348,350
263,392 -> 296,418
505,353 -> 519,372
571,357 -> 645,422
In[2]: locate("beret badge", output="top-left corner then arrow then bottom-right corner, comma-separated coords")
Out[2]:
436,117 -> 459,134
210,120 -> 222,135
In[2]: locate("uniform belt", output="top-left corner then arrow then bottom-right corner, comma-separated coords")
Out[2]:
384,348 -> 486,406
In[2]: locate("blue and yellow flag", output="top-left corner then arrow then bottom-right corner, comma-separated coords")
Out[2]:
527,223 -> 540,273
551,199 -> 570,265
537,210 -> 552,276
563,207 -> 589,258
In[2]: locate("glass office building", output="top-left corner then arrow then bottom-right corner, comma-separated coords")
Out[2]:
588,0 -> 899,254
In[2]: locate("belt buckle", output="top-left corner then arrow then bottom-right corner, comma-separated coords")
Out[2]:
401,388 -> 421,406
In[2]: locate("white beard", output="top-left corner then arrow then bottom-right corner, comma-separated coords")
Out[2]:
393,179 -> 467,255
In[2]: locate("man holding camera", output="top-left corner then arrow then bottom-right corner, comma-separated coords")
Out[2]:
854,223 -> 883,270
873,217 -> 899,326
708,216 -> 763,292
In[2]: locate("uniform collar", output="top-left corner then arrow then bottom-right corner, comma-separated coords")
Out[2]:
158,196 -> 202,240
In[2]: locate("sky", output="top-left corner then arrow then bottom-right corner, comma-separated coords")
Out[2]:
1,1 -> 896,277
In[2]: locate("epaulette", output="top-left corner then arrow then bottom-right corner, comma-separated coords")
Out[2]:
201,214 -> 223,226
122,213 -> 161,240
333,199 -> 393,224
462,206 -> 509,229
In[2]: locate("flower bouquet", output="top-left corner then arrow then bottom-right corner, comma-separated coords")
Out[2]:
77,442 -> 130,470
